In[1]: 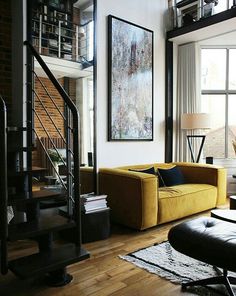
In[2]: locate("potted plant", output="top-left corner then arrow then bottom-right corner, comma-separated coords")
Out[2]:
48,149 -> 62,177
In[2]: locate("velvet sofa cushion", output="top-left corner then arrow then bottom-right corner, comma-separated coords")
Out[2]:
158,184 -> 217,224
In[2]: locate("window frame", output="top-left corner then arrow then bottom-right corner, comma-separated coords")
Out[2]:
201,46 -> 236,159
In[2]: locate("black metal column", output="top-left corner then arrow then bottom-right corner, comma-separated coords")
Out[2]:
165,40 -> 173,163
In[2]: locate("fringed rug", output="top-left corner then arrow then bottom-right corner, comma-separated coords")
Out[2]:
120,241 -> 236,295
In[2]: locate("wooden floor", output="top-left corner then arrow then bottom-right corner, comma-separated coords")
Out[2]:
0,210 -> 216,296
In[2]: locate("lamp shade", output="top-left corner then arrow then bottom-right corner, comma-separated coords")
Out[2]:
181,113 -> 211,130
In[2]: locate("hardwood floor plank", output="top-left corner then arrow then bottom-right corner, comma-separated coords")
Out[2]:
0,209 -> 223,295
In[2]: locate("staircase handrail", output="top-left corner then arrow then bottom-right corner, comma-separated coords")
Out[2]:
0,96 -> 8,274
24,40 -> 81,247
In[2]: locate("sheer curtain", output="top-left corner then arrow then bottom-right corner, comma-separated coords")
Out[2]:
175,42 -> 201,162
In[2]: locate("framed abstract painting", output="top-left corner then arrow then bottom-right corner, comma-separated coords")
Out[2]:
108,15 -> 153,141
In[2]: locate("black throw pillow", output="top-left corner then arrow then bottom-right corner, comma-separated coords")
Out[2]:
157,166 -> 185,187
129,167 -> 156,175
156,170 -> 165,187
129,167 -> 165,187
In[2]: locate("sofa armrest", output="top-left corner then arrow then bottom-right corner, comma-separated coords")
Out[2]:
99,168 -> 158,230
173,162 -> 227,206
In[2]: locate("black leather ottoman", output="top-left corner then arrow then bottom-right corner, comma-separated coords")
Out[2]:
168,217 -> 236,296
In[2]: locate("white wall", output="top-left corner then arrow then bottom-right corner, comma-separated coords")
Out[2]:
96,0 -> 167,167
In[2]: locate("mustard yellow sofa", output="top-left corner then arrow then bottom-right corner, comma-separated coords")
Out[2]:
99,162 -> 227,230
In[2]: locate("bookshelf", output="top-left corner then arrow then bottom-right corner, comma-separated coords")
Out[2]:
32,0 -> 74,60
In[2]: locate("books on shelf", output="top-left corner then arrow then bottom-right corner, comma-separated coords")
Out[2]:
80,193 -> 108,213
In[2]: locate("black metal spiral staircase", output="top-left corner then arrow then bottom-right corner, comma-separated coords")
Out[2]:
0,41 -> 89,285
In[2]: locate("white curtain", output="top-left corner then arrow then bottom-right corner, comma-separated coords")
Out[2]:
175,42 -> 201,162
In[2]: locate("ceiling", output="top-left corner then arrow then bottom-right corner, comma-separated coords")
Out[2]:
169,16 -> 236,45
73,0 -> 93,12
199,29 -> 236,45
34,56 -> 93,79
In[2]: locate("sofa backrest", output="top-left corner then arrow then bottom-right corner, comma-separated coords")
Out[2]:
117,163 -> 175,171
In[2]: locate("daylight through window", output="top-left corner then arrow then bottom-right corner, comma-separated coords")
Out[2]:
201,48 -> 236,159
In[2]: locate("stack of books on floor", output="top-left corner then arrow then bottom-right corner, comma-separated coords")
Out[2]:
80,193 -> 108,213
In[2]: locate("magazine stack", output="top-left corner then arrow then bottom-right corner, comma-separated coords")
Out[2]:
80,193 -> 108,213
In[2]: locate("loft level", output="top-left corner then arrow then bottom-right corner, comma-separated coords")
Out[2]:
167,6 -> 236,43
169,0 -> 236,30
32,8 -> 93,64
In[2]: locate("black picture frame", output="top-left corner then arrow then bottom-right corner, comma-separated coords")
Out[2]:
108,15 -> 154,141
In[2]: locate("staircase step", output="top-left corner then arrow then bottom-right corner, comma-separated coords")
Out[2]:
7,126 -> 27,132
8,244 -> 89,279
7,146 -> 36,153
8,166 -> 46,177
32,166 -> 47,172
8,190 -> 64,205
8,210 -> 75,240
33,190 -> 63,200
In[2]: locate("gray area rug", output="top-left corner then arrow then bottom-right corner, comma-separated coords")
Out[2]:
120,241 -> 236,295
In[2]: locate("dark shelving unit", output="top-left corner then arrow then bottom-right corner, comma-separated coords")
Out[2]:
32,0 -> 74,60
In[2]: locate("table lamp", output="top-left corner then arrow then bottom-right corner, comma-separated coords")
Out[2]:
181,113 -> 211,163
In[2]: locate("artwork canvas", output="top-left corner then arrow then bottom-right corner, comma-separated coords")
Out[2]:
108,15 -> 153,141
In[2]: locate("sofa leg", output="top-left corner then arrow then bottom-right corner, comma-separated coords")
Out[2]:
225,277 -> 235,296
182,274 -> 236,296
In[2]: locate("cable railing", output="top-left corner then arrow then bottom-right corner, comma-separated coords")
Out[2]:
168,0 -> 236,30
32,70 -> 75,168
31,62 -> 75,190
33,71 -> 66,121
25,41 -> 81,246
32,13 -> 93,64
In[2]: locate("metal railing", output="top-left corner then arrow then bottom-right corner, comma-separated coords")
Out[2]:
169,0 -> 236,30
25,40 -> 82,247
32,13 -> 93,65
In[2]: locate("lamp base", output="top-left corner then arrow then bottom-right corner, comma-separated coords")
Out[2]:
187,135 -> 206,163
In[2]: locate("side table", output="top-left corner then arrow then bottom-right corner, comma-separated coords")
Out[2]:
211,209 -> 236,224
81,208 -> 110,243
60,208 -> 110,243
230,195 -> 236,210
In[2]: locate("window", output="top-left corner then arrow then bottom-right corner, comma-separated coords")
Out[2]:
204,0 -> 233,15
201,48 -> 236,159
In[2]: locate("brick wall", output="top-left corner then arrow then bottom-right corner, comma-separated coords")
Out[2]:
34,77 -> 65,138
0,0 -> 12,124
69,78 -> 76,103
33,76 -> 76,166
33,76 -> 65,166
